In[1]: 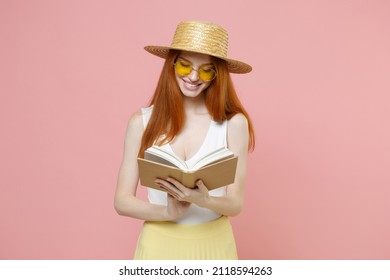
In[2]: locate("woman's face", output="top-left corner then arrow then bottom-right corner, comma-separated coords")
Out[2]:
174,51 -> 214,98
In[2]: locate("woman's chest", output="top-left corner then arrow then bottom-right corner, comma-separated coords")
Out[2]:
169,119 -> 212,162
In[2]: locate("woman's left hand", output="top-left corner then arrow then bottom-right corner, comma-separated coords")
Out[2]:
155,178 -> 209,207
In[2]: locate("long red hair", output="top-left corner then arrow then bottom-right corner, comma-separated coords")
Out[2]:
139,50 -> 255,157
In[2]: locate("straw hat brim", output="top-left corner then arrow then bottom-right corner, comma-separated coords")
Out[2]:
144,45 -> 252,74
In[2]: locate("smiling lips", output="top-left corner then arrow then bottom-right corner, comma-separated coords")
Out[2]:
182,79 -> 202,91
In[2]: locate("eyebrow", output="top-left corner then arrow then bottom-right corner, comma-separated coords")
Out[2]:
177,56 -> 214,67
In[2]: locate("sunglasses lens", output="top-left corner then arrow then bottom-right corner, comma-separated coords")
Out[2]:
175,61 -> 192,76
199,67 -> 216,82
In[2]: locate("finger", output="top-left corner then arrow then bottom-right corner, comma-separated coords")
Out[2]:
157,178 -> 189,201
162,186 -> 183,201
155,182 -> 168,192
196,180 -> 208,193
155,178 -> 172,187
155,179 -> 180,193
169,191 -> 182,201
159,185 -> 181,200
167,178 -> 193,199
166,177 -> 186,192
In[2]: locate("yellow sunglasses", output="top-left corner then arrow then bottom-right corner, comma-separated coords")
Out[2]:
174,60 -> 216,82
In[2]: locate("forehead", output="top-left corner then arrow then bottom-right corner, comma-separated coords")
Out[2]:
178,51 -> 212,65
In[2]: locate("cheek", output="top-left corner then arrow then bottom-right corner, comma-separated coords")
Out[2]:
202,81 -> 212,91
175,76 -> 184,90
175,73 -> 182,85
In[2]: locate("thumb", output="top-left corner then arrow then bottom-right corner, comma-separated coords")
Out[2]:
196,180 -> 208,192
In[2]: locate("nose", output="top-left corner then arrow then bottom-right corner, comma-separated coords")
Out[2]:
188,68 -> 200,82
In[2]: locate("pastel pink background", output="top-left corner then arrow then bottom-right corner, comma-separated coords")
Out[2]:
1,0 -> 389,259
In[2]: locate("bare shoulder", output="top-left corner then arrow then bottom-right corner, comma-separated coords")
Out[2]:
127,110 -> 143,130
125,110 -> 144,143
227,113 -> 249,150
228,113 -> 249,133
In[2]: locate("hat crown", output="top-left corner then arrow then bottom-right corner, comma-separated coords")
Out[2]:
144,20 -> 252,73
170,20 -> 229,58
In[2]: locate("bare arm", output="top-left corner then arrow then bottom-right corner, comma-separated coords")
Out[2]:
156,113 -> 250,216
114,112 -> 190,221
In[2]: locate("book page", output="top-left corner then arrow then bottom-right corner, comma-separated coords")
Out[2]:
144,146 -> 189,170
189,147 -> 234,170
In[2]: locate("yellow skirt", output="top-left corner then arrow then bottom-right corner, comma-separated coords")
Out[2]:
133,216 -> 238,260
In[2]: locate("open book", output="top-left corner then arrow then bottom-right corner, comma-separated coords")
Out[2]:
138,146 -> 238,191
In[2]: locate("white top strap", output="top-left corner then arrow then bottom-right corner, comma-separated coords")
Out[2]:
140,106 -> 153,129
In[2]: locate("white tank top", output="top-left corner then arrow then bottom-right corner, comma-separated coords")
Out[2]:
141,106 -> 227,224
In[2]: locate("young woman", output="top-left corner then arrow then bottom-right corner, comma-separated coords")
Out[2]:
114,20 -> 255,259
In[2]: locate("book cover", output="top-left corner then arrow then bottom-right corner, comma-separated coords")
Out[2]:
138,146 -> 238,191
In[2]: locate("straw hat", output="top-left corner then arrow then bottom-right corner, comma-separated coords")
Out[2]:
144,20 -> 252,74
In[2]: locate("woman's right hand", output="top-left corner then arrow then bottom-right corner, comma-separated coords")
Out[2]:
165,194 -> 191,220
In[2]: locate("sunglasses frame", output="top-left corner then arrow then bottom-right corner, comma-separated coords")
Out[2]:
173,59 -> 217,82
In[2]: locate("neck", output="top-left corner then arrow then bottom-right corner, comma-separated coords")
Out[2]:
182,94 -> 208,116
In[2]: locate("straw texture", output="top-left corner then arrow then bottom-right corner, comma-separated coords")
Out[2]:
144,20 -> 252,74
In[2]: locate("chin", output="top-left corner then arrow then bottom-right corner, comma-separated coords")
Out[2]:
181,88 -> 204,98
